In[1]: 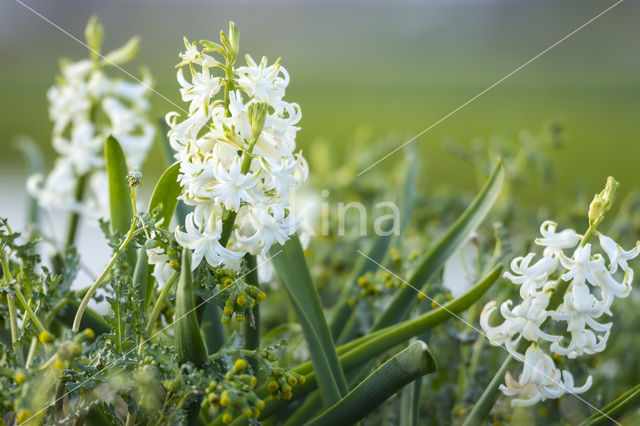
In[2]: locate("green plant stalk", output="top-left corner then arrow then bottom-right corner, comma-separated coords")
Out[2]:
6,294 -> 19,355
73,199 -> 138,331
373,160 -> 504,331
243,254 -> 260,359
219,132 -> 260,247
579,383 -> 640,425
139,270 -> 179,354
307,341 -> 436,426
463,184 -> 615,425
13,286 -> 46,332
1,254 -> 21,355
65,173 -> 88,251
250,265 -> 502,420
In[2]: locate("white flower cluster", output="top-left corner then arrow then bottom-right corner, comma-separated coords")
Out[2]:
167,36 -> 308,269
27,34 -> 154,220
480,220 -> 639,406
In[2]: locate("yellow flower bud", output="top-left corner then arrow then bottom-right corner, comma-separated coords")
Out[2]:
234,358 -> 248,371
221,413 -> 234,424
267,380 -> 279,393
220,395 -> 232,408
15,373 -> 26,384
38,331 -> 53,344
236,294 -> 247,306
16,410 -> 31,424
55,360 -> 65,370
84,328 -> 95,340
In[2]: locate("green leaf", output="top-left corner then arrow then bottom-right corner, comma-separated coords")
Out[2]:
148,162 -> 182,228
270,235 -> 348,406
462,354 -> 513,426
101,36 -> 140,66
105,136 -> 133,234
132,247 -> 151,310
329,153 -> 417,342
373,159 -> 504,330
15,136 -> 44,228
254,264 -> 502,420
174,249 -> 208,367
329,232 -> 394,341
84,15 -> 104,59
579,383 -> 640,426
307,341 -> 436,426
399,377 -> 422,426
158,118 -> 188,225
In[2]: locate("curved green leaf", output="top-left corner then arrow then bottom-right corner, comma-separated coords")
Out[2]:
462,354 -> 513,426
15,136 -> 44,228
105,136 -> 132,234
174,249 -> 208,366
253,264 -> 502,420
308,341 -> 436,426
270,236 -> 348,406
330,153 -> 418,342
148,162 -> 182,228
373,159 -> 504,330
579,383 -> 640,426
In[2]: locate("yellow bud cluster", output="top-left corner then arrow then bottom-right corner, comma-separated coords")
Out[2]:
201,368 -> 263,424
266,368 -> 305,401
221,285 -> 266,324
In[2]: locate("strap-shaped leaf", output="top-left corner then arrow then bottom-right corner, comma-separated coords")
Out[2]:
373,159 -> 504,330
105,136 -> 133,235
308,341 -> 436,426
148,162 -> 182,228
174,249 -> 208,366
270,235 -> 348,406
579,383 -> 640,426
462,354 -> 513,426
330,153 -> 417,342
253,265 -> 502,420
159,118 -> 188,225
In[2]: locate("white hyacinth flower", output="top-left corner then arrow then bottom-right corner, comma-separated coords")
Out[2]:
27,18 -> 154,222
146,247 -> 177,287
480,219 -> 639,406
168,29 -> 308,270
500,344 -> 592,407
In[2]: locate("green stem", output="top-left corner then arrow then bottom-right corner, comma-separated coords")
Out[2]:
6,295 -> 19,355
1,254 -> 20,355
243,254 -> 260,354
219,133 -> 260,247
13,286 -> 46,332
139,271 -> 179,354
73,212 -> 138,332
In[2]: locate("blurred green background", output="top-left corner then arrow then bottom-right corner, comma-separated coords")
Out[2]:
1,0 -> 639,213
